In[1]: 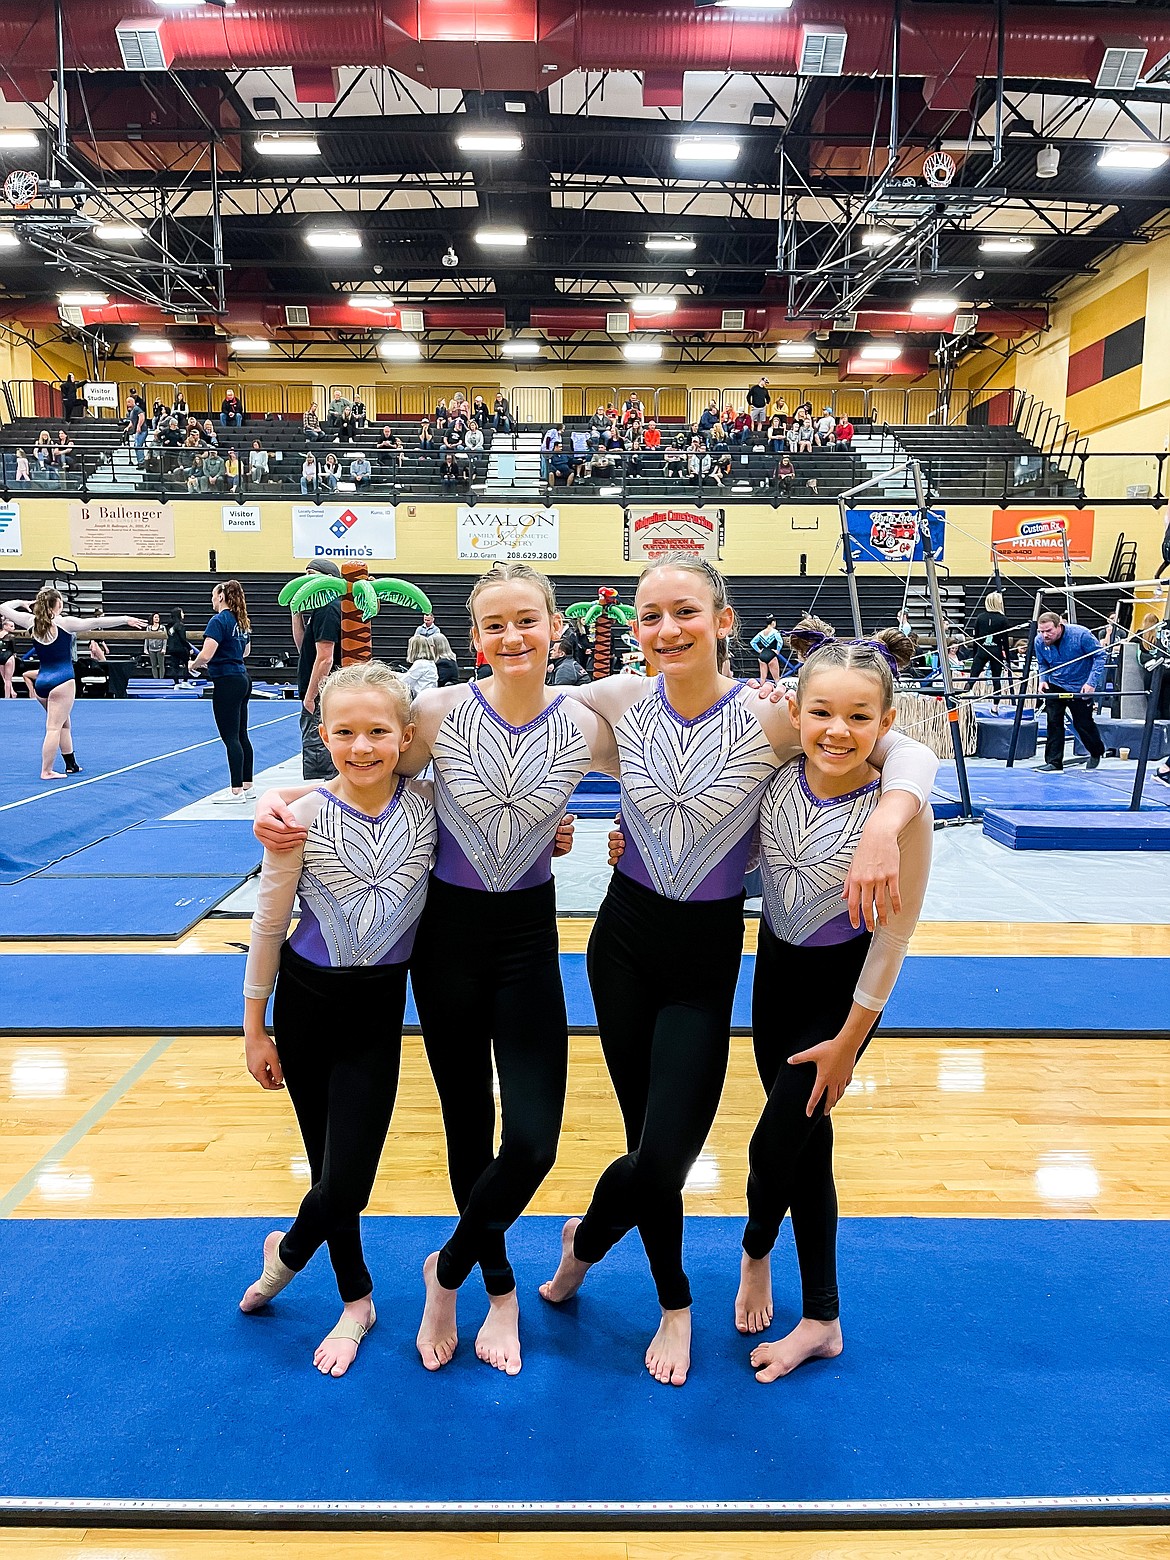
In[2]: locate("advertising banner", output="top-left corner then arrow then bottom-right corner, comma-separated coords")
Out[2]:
0,502 -> 21,557
990,508 -> 1094,563
83,382 -> 120,409
846,506 -> 946,564
69,501 -> 175,558
623,506 -> 724,563
222,504 -> 262,533
291,504 -> 396,562
456,506 -> 559,562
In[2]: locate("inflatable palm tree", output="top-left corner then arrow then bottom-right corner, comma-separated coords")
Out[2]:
278,564 -> 431,665
566,586 -> 636,679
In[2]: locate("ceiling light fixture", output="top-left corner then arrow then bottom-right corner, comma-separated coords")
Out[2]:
1097,143 -> 1169,170
858,342 -> 902,360
629,295 -> 677,315
305,228 -> 362,250
0,130 -> 40,150
910,295 -> 960,314
379,337 -> 422,359
347,295 -> 397,311
230,338 -> 271,353
456,131 -> 523,153
860,227 -> 897,249
58,291 -> 108,306
255,133 -> 320,157
979,236 -> 1035,254
644,235 -> 696,253
712,0 -> 793,7
500,339 -> 541,356
673,136 -> 741,164
130,337 -> 171,353
0,232 -> 20,249
623,341 -> 664,361
474,228 -> 528,247
774,343 -> 816,359
94,223 -> 144,242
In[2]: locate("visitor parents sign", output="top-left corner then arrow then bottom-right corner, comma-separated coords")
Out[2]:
291,504 -> 397,562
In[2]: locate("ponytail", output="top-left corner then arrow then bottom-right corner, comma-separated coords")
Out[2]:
220,579 -> 250,635
33,588 -> 61,640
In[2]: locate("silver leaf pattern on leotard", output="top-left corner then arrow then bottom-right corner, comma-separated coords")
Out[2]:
433,690 -> 592,892
299,784 -> 436,966
616,681 -> 778,900
758,760 -> 880,944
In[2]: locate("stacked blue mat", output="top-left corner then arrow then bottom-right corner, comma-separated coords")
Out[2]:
982,809 -> 1170,851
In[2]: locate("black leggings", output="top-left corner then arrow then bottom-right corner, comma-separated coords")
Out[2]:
273,947 -> 407,1302
410,874 -> 567,1296
743,923 -> 878,1322
574,870 -> 745,1312
211,673 -> 253,788
967,644 -> 1006,698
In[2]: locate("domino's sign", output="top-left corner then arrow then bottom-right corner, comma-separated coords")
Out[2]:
0,502 -> 21,556
291,504 -> 396,562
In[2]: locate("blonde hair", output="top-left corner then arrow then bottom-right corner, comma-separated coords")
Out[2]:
984,590 -> 1004,613
33,587 -> 62,640
406,633 -> 439,663
636,552 -> 740,643
466,562 -> 558,627
431,633 -> 455,659
795,627 -> 917,711
319,659 -> 413,725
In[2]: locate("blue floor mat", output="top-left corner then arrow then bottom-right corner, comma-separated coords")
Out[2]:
0,875 -> 244,939
3,954 -> 1162,1035
0,703 -> 298,881
40,820 -> 261,878
933,760 -> 1170,818
984,808 -> 1170,851
0,1215 -> 1166,1513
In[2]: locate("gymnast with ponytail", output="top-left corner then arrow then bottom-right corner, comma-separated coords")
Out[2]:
0,589 -> 146,779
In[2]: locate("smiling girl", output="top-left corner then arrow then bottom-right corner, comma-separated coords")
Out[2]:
539,557 -> 937,1387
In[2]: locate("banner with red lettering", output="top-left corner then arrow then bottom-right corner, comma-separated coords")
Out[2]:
623,506 -> 725,563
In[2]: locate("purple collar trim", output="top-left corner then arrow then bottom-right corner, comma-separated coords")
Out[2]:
656,674 -> 742,729
316,775 -> 405,825
796,755 -> 880,809
471,680 -> 564,735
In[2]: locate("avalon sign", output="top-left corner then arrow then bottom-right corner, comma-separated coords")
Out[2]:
456,506 -> 559,561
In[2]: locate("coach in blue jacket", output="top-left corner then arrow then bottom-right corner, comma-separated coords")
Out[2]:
1035,610 -> 1106,771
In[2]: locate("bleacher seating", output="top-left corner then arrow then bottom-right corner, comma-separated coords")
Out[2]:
882,424 -> 1080,501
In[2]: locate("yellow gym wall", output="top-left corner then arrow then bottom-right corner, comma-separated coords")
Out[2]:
2,497 -> 1163,581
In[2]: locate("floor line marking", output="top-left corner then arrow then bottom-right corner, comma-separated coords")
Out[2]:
0,1035 -> 177,1217
0,713 -> 297,814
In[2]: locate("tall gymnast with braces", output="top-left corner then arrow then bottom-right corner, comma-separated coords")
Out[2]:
539,556 -> 937,1387
734,625 -> 932,1383
1,589 -> 146,779
253,563 -> 613,1378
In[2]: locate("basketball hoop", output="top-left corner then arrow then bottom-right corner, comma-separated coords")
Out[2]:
4,169 -> 38,209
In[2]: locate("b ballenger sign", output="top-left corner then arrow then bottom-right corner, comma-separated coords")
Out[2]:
456,506 -> 559,562
69,501 -> 175,558
623,505 -> 724,563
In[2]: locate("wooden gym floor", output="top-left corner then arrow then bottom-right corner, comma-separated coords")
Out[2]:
2,917 -> 1168,1557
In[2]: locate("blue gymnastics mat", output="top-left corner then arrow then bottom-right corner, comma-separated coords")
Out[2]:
932,760 -> 1170,820
3,953 -> 1163,1036
0,703 -> 298,881
0,875 -> 244,940
0,1215 -> 1166,1521
40,819 -> 261,878
984,808 -> 1170,852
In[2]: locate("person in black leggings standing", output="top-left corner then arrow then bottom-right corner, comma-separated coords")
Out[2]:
165,607 -> 190,681
189,580 -> 253,799
966,589 -> 1012,712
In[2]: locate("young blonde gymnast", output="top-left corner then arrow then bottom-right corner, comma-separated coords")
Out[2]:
736,627 -> 932,1382
539,557 -> 937,1386
240,661 -> 437,1377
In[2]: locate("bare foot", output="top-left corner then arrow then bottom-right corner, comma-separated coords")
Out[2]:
538,1217 -> 590,1303
416,1252 -> 458,1371
239,1230 -> 293,1313
314,1296 -> 374,1378
476,1289 -> 522,1376
751,1317 -> 843,1382
40,771 -> 66,781
646,1307 -> 691,1386
734,1251 -> 774,1335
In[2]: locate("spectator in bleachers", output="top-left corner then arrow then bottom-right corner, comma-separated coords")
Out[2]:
643,420 -> 661,449
709,419 -> 729,451
53,428 -> 75,474
622,393 -> 644,426
492,392 -> 513,434
541,423 -> 559,480
61,374 -> 82,424
418,420 -> 437,457
33,431 -> 54,478
472,395 -> 490,429
698,402 -> 719,435
442,424 -> 464,454
13,448 -> 29,484
835,415 -> 854,451
220,391 -> 243,427
434,399 -> 450,431
774,452 -> 796,496
172,391 -> 189,428
157,417 -> 183,452
124,402 -> 148,468
464,422 -> 484,454
151,399 -> 168,429
729,409 -> 751,445
589,445 -> 616,484
450,392 -> 470,418
185,451 -> 208,492
440,450 -> 469,493
326,392 -> 352,428
687,439 -> 712,483
793,409 -> 814,453
302,402 -> 324,441
333,409 -> 357,444
321,453 -> 341,493
182,426 -> 202,451
813,407 -> 835,446
664,434 -> 688,479
774,395 -> 790,429
766,412 -> 787,452
351,397 -> 367,429
350,451 -> 372,491
548,441 -> 574,488
223,448 -> 240,494
590,404 -> 610,436
200,419 -> 218,447
623,428 -> 643,480
300,452 -> 320,495
570,426 -> 591,478
247,440 -> 270,488
604,421 -> 624,452
204,448 -> 227,491
747,376 -> 771,430
377,428 -> 405,470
